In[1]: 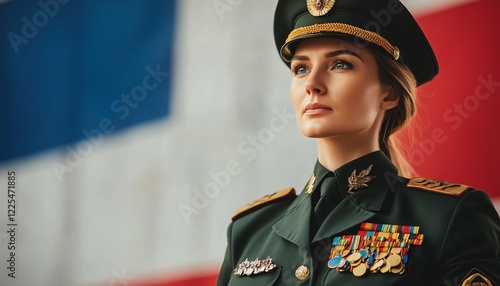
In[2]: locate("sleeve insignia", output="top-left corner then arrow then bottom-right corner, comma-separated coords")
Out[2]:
232,187 -> 296,221
461,270 -> 493,286
407,177 -> 471,197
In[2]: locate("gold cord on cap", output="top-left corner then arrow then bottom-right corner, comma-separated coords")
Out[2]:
283,23 -> 400,61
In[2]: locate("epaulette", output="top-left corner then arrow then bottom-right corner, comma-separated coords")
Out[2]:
406,177 -> 471,197
232,187 -> 296,221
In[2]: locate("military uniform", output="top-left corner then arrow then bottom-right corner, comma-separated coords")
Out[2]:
217,152 -> 500,285
218,0 -> 500,285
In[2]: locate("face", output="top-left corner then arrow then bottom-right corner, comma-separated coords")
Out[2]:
290,38 -> 396,141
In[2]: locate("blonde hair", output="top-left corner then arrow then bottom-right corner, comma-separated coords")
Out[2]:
373,49 -> 417,177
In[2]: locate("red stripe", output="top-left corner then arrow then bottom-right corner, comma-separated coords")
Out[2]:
132,274 -> 218,286
400,0 -> 500,198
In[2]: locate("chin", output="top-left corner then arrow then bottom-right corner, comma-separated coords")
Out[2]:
299,127 -> 332,138
299,121 -> 334,138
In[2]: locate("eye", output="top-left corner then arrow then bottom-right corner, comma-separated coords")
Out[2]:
292,64 -> 309,76
332,60 -> 353,70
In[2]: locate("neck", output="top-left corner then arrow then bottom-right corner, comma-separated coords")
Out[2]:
317,135 -> 380,172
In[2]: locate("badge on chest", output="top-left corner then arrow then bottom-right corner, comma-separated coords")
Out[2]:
328,223 -> 424,276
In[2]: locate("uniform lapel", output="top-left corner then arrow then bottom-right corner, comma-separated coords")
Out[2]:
312,181 -> 388,242
273,192 -> 312,250
273,160 -> 333,250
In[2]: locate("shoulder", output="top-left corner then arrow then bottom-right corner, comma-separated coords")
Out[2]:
397,177 -> 499,222
404,177 -> 472,197
232,187 -> 297,221
401,177 -> 497,214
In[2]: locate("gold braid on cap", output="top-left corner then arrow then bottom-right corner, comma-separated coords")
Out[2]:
285,23 -> 400,60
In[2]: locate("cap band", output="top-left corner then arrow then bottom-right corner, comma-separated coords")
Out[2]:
283,22 -> 400,61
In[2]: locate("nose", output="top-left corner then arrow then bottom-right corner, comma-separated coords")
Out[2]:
304,69 -> 327,96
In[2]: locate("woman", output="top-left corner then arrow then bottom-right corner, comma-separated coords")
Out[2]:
217,0 -> 500,285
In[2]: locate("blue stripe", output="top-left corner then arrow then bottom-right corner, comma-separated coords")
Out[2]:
0,0 -> 176,162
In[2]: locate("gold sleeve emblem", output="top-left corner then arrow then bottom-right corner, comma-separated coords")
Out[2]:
461,272 -> 493,286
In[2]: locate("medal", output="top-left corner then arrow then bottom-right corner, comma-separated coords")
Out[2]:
328,223 -> 424,277
233,256 -> 277,276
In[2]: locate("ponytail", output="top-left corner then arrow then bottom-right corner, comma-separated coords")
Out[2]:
373,49 -> 417,177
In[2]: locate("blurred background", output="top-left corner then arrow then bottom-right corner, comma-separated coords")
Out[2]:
0,0 -> 499,285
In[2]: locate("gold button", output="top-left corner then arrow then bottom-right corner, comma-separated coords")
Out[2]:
393,46 -> 400,60
295,265 -> 310,281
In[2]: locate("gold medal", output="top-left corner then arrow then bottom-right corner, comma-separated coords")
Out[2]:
387,254 -> 402,267
353,264 -> 367,277
398,264 -> 406,275
380,262 -> 391,273
347,252 -> 362,262
330,245 -> 343,259
376,252 -> 389,260
391,247 -> 402,254
391,262 -> 404,274
350,259 -> 361,267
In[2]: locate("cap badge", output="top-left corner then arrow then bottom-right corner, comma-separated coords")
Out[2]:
306,0 -> 335,17
348,164 -> 375,193
233,257 -> 277,276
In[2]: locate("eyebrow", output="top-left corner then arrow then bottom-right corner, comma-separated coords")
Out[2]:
292,49 -> 363,62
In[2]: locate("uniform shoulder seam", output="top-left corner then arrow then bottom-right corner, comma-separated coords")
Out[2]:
231,187 -> 296,221
406,177 -> 471,197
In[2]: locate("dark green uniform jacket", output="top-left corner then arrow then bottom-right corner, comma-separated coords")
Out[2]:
217,151 -> 500,286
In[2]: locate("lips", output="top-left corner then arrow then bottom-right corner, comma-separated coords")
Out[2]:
304,102 -> 332,114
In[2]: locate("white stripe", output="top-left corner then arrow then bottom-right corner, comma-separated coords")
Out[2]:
402,0 -> 479,16
494,198 -> 500,215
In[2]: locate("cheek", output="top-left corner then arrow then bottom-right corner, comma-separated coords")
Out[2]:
338,82 -> 384,122
289,81 -> 304,116
350,76 -> 383,106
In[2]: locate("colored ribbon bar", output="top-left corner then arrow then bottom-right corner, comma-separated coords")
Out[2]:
360,222 -> 420,234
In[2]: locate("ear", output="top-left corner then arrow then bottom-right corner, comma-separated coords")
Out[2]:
380,86 -> 399,111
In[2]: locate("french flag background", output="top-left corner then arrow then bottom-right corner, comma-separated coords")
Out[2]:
0,0 -> 499,285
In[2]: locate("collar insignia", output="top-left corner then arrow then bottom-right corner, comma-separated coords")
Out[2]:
233,257 -> 277,276
348,164 -> 375,193
305,173 -> 316,194
306,0 -> 335,17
